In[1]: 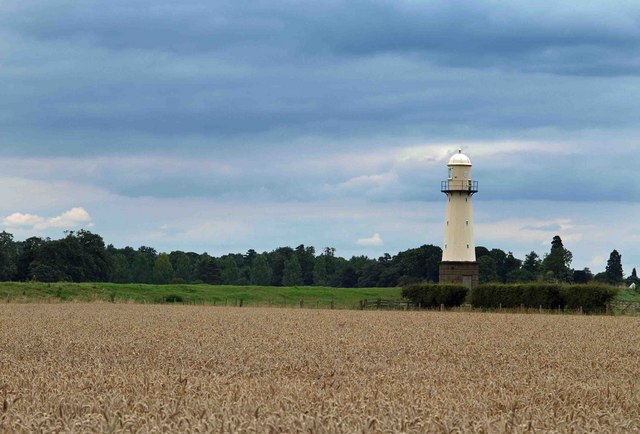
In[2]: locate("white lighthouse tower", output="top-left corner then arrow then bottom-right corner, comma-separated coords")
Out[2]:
439,148 -> 479,287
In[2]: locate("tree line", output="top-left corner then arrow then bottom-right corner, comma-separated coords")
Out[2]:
0,230 -> 636,287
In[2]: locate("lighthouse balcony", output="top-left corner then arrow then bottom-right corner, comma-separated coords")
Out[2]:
441,180 -> 478,194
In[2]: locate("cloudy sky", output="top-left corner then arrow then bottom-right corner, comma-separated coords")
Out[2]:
1,0 -> 639,272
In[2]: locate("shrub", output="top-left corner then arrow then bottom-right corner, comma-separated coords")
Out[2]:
162,294 -> 184,303
470,283 -> 617,312
561,284 -> 618,313
471,284 -> 563,309
402,283 -> 468,308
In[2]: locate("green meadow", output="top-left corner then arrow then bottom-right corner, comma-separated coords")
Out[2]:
0,282 -> 401,309
0,281 -> 637,310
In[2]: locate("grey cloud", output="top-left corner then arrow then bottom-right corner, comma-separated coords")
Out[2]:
6,1 -> 640,76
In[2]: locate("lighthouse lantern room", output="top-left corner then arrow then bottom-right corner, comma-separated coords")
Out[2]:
439,148 -> 479,288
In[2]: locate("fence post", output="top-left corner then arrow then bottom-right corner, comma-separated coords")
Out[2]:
440,303 -> 444,312
299,299 -> 304,308
539,305 -> 542,314
239,299 -> 243,307
376,299 -> 381,309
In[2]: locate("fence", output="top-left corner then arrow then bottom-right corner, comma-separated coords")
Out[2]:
608,300 -> 640,315
359,299 -> 417,310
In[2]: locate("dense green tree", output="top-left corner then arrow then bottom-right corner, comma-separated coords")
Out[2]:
170,251 -> 195,282
219,255 -> 241,284
573,267 -> 594,284
339,266 -> 358,287
312,254 -> 329,286
196,253 -> 220,284
111,253 -> 131,283
153,253 -> 174,284
489,248 -> 508,282
0,231 -> 18,281
16,237 -> 45,281
502,252 -> 522,282
132,246 -> 157,283
475,246 -> 491,259
357,261 -> 386,287
626,268 -> 639,287
250,254 -> 273,285
295,245 -> 316,285
269,247 -> 294,286
393,245 -> 442,284
522,251 -> 541,275
282,254 -> 303,286
478,256 -> 499,283
605,249 -> 624,285
74,230 -> 112,281
541,236 -> 573,282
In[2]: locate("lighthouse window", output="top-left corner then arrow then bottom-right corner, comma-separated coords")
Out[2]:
466,244 -> 469,249
466,220 -> 468,225
444,244 -> 447,249
446,221 -> 449,226
465,197 -> 468,202
448,168 -> 452,179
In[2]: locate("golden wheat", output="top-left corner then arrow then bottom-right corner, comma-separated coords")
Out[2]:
0,303 -> 639,433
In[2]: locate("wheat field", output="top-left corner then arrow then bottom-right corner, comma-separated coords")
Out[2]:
1,304 -> 639,433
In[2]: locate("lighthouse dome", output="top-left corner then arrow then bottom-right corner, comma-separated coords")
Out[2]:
448,148 -> 471,166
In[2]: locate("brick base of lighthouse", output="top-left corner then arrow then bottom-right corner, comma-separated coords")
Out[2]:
439,261 -> 479,288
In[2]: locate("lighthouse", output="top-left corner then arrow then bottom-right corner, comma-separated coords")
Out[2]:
439,148 -> 479,288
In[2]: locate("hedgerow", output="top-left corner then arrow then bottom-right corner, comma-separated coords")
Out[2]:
401,283 -> 468,307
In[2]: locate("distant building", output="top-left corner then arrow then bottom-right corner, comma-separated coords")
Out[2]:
439,149 -> 479,288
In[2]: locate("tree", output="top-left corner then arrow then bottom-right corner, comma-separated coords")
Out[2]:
153,253 -> 174,284
171,251 -> 195,282
478,256 -> 499,283
339,266 -> 358,287
196,253 -> 220,284
313,255 -> 329,286
626,268 -> 640,287
111,253 -> 131,283
605,249 -> 624,285
541,236 -> 573,282
501,251 -> 522,283
16,237 -> 44,281
132,246 -> 157,283
522,251 -> 541,275
294,245 -> 316,285
0,231 -> 17,281
269,247 -> 294,286
250,254 -> 273,285
282,255 -> 303,286
573,268 -> 593,284
219,255 -> 241,284
393,245 -> 442,284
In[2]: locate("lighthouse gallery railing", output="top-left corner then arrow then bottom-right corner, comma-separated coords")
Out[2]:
441,180 -> 478,194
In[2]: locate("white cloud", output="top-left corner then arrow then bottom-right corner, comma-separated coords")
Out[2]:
476,217 -> 588,246
356,233 -> 384,246
591,256 -> 605,267
3,212 -> 45,227
3,207 -> 92,231
330,172 -> 398,194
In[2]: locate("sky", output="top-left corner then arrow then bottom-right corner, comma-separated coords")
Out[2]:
1,0 -> 639,273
